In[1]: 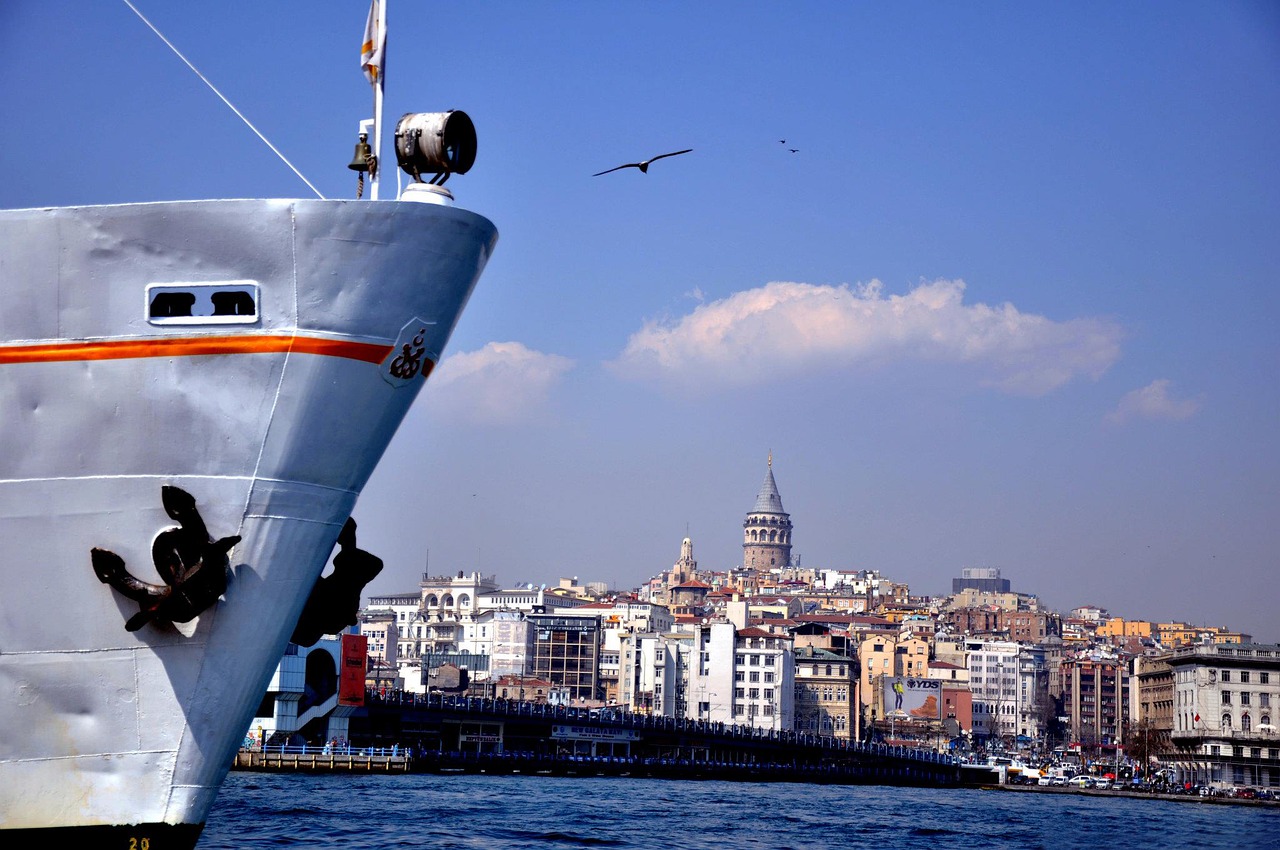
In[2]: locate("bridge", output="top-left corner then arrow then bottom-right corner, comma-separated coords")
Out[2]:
321,691 -> 963,786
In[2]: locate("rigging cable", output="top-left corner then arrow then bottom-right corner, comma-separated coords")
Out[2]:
122,0 -> 325,199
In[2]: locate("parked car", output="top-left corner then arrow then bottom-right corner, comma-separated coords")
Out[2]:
1069,775 -> 1089,788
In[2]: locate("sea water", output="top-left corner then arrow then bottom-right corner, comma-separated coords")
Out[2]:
198,772 -> 1278,849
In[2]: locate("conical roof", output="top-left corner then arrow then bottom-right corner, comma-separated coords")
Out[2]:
752,461 -> 786,514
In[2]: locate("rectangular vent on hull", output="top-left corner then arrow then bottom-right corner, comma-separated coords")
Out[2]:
147,281 -> 260,325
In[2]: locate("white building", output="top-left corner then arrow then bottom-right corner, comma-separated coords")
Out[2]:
966,639 -> 1020,743
1169,642 -> 1280,789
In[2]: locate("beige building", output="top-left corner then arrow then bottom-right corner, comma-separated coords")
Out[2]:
1133,652 -> 1175,769
858,635 -> 929,715
1060,654 -> 1129,751
794,645 -> 857,740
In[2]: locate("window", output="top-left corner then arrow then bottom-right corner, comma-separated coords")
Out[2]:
749,671 -> 760,683
1222,670 -> 1231,682
1262,672 -> 1271,685
1242,692 -> 1251,706
148,281 -> 259,324
764,671 -> 775,683
1241,672 -> 1251,683
1222,713 -> 1232,730
1222,691 -> 1232,704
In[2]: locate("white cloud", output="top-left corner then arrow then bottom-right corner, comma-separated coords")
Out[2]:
609,279 -> 1123,395
1106,379 -> 1202,424
428,342 -> 574,425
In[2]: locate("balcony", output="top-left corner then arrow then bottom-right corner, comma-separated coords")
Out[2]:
1171,726 -> 1280,745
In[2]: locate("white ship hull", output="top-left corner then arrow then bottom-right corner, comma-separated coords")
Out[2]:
0,198 -> 496,844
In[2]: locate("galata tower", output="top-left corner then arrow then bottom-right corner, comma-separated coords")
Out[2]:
742,453 -> 792,571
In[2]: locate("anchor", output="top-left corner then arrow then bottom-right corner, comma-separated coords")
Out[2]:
91,486 -> 240,632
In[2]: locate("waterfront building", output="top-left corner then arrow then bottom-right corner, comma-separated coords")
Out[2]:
590,598 -> 676,705
1059,653 -> 1130,753
793,639 -> 857,740
1133,651 -> 1175,771
1015,646 -> 1052,746
966,640 -> 1016,744
730,626 -> 795,729
527,610 -> 602,703
1168,642 -> 1280,789
965,639 -> 1022,746
618,630 -> 691,715
683,621 -> 736,724
742,455 -> 793,573
667,620 -> 797,730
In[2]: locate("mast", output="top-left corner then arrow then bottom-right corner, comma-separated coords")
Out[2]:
360,0 -> 388,199
372,0 -> 385,200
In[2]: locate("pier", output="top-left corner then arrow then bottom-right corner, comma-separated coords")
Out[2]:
234,746 -> 411,773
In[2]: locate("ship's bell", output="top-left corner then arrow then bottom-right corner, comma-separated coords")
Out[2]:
348,134 -> 372,172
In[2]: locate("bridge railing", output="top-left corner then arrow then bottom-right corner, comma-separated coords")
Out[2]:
363,689 -> 956,766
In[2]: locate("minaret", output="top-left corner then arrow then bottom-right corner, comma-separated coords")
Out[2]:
742,452 -> 792,572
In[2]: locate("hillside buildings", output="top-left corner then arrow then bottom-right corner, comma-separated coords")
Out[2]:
326,453 -> 1272,791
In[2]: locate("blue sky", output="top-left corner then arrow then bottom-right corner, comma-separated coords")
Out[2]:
3,1 -> 1278,640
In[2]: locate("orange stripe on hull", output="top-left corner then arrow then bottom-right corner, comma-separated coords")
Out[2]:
0,334 -> 396,365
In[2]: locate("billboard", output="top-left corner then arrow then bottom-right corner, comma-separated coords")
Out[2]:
339,632 -> 368,706
882,676 -> 941,719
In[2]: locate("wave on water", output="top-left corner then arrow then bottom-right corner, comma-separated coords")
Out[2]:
198,773 -> 1280,850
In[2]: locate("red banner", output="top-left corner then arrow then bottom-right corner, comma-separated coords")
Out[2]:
339,633 -> 368,706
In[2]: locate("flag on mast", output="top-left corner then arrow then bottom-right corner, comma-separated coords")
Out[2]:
361,0 -> 385,86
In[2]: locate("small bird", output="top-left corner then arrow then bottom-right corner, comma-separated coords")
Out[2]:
788,148 -> 799,153
592,149 -> 692,176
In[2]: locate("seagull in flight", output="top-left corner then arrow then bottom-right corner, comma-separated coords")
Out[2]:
592,149 -> 693,176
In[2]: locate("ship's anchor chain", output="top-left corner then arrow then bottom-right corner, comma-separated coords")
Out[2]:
91,486 -> 240,632
388,329 -> 426,379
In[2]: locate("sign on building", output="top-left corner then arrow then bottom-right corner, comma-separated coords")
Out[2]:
882,676 -> 941,719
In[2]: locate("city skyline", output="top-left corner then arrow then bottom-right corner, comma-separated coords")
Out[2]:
4,2 -> 1277,641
